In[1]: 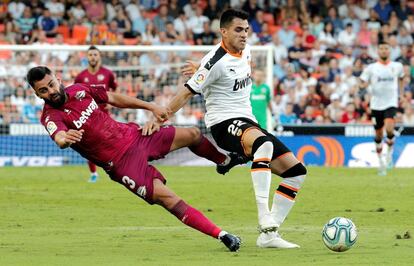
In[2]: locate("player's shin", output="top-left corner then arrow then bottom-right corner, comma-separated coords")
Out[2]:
251,138 -> 274,230
169,199 -> 221,238
271,163 -> 306,228
189,135 -> 227,164
385,133 -> 395,168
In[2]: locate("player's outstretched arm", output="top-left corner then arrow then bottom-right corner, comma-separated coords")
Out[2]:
107,92 -> 168,121
165,84 -> 194,119
54,129 -> 84,149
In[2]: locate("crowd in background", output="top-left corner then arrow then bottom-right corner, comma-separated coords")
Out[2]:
2,0 -> 414,129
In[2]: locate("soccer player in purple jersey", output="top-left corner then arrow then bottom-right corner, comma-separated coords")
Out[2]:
27,66 -> 241,252
75,46 -> 118,183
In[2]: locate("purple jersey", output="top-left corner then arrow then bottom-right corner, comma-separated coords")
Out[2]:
41,83 -> 137,165
74,67 -> 117,113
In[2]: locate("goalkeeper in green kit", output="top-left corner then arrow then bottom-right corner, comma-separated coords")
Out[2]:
250,69 -> 272,130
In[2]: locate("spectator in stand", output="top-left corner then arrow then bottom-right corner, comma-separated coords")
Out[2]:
353,0 -> 369,21
165,21 -> 185,44
105,0 -> 121,23
388,35 -> 401,60
366,8 -> 382,31
342,5 -> 361,33
318,22 -> 337,50
338,0 -> 355,19
195,21 -> 217,45
258,23 -> 272,44
15,7 -> 36,44
357,20 -> 372,47
309,14 -> 324,38
278,20 -> 296,48
279,102 -> 297,125
341,102 -> 359,123
187,6 -> 209,43
373,0 -> 393,23
395,0 -> 413,21
242,0 -> 261,21
204,0 -> 222,21
167,0 -> 181,19
125,0 -> 142,27
69,2 -> 86,22
142,21 -> 159,45
27,0 -> 45,19
396,45 -> 410,66
85,0 -> 106,22
288,36 -> 305,70
337,23 -> 356,47
402,103 -> 414,125
22,96 -> 41,124
37,8 -> 58,37
397,26 -> 413,46
153,4 -> 173,33
326,93 -> 343,122
250,9 -> 265,34
324,6 -> 343,34
114,7 -> 132,37
45,0 -> 65,22
301,105 -> 315,123
269,33 -> 288,65
173,10 -> 189,40
183,0 -> 197,19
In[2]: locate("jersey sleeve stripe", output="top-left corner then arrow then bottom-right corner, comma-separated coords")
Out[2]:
204,46 -> 227,70
184,84 -> 200,95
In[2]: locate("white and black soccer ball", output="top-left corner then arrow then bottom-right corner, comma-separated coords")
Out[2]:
322,217 -> 357,252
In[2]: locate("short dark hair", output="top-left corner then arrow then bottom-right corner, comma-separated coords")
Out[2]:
378,40 -> 389,46
220,9 -> 249,28
88,45 -> 100,53
26,66 -> 52,88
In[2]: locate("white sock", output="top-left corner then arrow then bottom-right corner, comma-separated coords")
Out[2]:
251,141 -> 273,224
271,175 -> 305,228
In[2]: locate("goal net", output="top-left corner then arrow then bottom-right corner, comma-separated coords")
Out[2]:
0,44 -> 272,167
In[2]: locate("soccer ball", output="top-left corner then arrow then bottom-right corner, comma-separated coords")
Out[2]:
322,217 -> 357,252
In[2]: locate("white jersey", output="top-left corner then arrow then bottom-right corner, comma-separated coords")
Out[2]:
360,61 -> 404,110
186,43 -> 256,128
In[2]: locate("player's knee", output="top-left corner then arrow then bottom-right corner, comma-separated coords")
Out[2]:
280,162 -> 307,178
252,136 -> 273,158
188,127 -> 202,142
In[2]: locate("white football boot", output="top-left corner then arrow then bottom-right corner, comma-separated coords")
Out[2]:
256,231 -> 300,248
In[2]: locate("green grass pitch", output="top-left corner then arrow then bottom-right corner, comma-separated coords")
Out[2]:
0,166 -> 413,265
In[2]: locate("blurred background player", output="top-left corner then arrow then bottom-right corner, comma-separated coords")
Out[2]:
75,45 -> 118,182
359,41 -> 404,175
27,66 -> 242,252
250,69 -> 272,130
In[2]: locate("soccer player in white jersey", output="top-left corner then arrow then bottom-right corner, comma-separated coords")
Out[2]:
359,41 -> 404,175
146,9 -> 307,249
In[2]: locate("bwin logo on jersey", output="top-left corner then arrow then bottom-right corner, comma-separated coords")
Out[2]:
72,99 -> 98,128
233,74 -> 251,91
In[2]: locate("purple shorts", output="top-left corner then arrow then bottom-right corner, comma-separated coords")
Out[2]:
106,125 -> 176,204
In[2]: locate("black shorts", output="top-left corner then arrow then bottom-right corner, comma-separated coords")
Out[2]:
371,107 -> 397,130
210,117 -> 291,160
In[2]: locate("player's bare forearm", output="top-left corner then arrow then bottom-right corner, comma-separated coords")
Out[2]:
166,85 -> 194,118
107,92 -> 168,121
399,78 -> 404,99
54,129 -> 84,149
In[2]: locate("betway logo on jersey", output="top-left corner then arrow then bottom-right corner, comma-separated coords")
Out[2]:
73,99 -> 98,128
233,75 -> 251,91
